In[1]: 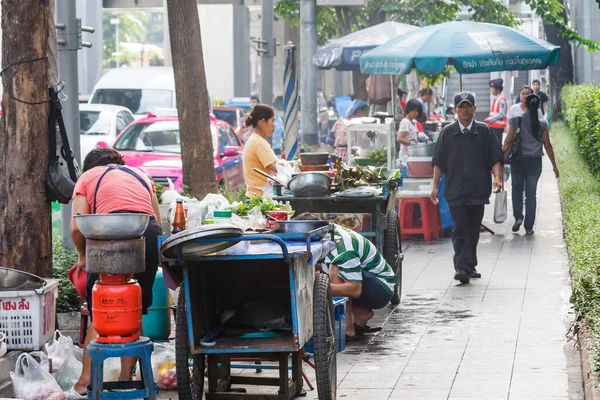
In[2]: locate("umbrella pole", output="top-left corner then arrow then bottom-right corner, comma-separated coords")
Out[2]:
459,74 -> 463,92
390,75 -> 395,120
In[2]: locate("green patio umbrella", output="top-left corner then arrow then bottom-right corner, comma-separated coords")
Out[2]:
359,20 -> 560,76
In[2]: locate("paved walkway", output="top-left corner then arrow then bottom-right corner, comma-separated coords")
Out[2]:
159,158 -> 583,399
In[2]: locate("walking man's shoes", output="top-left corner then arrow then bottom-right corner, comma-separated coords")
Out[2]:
468,269 -> 482,278
454,270 -> 470,284
512,219 -> 523,232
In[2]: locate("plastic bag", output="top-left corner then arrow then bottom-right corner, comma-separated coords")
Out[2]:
186,198 -> 203,228
275,159 -> 294,184
10,353 -> 66,400
248,205 -> 266,229
44,330 -> 83,390
197,193 -> 230,223
493,190 -> 508,224
151,342 -> 177,390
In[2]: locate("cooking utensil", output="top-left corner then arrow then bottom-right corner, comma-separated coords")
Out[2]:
252,168 -> 287,187
299,164 -> 330,172
74,213 -> 150,240
299,152 -> 330,166
161,224 -> 243,259
287,172 -> 331,197
407,142 -> 435,157
274,220 -> 330,240
0,267 -> 47,291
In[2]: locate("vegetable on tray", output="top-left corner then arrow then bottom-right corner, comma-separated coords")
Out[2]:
229,196 -> 292,216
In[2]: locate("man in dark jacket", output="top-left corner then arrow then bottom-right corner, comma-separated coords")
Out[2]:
430,92 -> 504,284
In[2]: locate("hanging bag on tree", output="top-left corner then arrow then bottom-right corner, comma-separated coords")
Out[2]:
503,116 -> 522,165
45,88 -> 81,203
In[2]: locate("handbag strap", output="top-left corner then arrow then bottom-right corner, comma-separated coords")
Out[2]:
55,96 -> 78,182
93,165 -> 151,214
47,89 -> 58,162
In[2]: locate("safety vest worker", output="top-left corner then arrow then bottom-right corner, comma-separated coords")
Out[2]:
485,78 -> 508,145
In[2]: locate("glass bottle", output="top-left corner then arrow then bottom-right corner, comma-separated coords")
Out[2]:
172,198 -> 186,234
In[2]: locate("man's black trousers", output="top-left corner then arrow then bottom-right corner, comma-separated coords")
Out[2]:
449,205 -> 485,274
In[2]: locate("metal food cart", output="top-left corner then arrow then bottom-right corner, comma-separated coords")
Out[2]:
273,180 -> 403,305
162,225 -> 338,400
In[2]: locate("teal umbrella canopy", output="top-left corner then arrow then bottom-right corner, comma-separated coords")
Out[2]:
360,20 -> 561,75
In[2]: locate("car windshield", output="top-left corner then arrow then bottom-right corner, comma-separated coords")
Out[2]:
114,120 -> 218,155
213,109 -> 237,127
80,110 -> 111,135
90,89 -> 173,114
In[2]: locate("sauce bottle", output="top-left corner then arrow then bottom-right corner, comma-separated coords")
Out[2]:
172,198 -> 186,234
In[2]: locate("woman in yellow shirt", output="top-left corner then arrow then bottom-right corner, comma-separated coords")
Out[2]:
243,104 -> 279,198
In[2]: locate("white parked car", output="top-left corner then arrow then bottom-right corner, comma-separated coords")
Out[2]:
80,104 -> 135,160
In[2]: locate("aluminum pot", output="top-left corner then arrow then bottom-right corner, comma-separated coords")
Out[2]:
299,152 -> 330,166
274,221 -> 329,240
287,172 -> 331,197
0,267 -> 46,291
407,142 -> 435,157
74,213 -> 150,240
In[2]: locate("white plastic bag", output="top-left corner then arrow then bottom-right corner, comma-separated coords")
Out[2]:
44,330 -> 83,390
494,190 -> 508,224
247,205 -> 266,229
151,342 -> 177,390
197,193 -> 230,223
10,353 -> 66,400
275,159 -> 294,184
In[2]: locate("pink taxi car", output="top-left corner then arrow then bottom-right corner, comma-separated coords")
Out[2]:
105,113 -> 244,192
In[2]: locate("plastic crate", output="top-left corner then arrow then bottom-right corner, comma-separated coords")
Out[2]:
0,279 -> 59,350
333,297 -> 348,353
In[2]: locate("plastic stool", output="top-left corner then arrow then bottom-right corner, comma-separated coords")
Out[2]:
79,303 -> 90,347
87,337 -> 157,400
399,197 -> 440,241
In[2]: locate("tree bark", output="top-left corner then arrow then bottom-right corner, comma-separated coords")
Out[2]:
544,0 -> 573,121
0,1 -> 52,276
166,0 -> 217,199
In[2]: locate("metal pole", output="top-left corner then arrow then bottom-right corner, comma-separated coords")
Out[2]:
300,0 -> 318,147
57,0 -> 81,247
390,75 -> 395,120
261,0 -> 274,105
115,23 -> 120,68
163,0 -> 172,67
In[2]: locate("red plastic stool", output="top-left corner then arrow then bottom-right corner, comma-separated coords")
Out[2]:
79,302 -> 90,347
398,197 -> 440,241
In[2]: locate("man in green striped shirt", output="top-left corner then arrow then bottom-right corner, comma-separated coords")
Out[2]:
296,213 -> 395,340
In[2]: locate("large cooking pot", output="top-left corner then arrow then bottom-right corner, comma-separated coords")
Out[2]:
74,213 -> 150,240
299,152 -> 329,166
408,142 -> 435,157
287,172 -> 331,197
0,267 -> 47,291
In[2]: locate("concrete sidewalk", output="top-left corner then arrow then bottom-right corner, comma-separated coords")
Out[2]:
302,157 -> 583,399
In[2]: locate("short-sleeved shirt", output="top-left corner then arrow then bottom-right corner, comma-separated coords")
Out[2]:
243,132 -> 278,197
321,225 -> 395,294
431,120 -> 504,207
398,117 -> 419,157
509,113 -> 547,158
73,164 -> 157,219
507,104 -> 544,120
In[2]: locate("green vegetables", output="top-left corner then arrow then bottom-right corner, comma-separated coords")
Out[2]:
334,162 -> 397,190
368,147 -> 387,166
229,196 -> 292,216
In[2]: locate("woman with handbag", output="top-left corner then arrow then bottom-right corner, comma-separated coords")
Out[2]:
503,94 -> 559,235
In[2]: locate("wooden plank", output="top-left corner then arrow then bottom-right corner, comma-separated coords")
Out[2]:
229,376 -> 281,386
278,353 -> 289,397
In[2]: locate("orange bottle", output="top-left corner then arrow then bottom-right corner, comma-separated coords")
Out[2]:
172,198 -> 186,234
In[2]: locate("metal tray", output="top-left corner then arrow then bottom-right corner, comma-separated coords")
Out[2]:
160,224 -> 243,259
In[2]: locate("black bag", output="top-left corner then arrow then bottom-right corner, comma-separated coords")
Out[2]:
45,89 -> 81,203
503,116 -> 522,165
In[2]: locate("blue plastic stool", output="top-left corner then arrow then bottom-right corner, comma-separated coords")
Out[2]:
87,337 -> 157,400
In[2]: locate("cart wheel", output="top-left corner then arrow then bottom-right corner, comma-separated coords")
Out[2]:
384,210 -> 403,305
313,273 -> 337,400
176,283 -> 205,400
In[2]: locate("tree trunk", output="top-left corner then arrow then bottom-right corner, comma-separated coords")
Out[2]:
0,1 -> 52,276
352,71 -> 369,101
166,0 -> 217,199
544,0 -> 573,121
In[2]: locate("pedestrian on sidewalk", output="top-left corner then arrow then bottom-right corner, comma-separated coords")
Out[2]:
503,93 -> 559,236
430,92 -> 504,284
484,78 -> 508,146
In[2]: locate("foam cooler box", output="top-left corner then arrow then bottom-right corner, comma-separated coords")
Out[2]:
407,156 -> 434,178
333,296 -> 348,353
0,279 -> 59,350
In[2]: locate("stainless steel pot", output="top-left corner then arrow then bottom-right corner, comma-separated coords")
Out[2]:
299,152 -> 330,166
287,172 -> 331,197
0,267 -> 47,291
274,220 -> 329,235
408,142 -> 435,157
74,213 -> 150,240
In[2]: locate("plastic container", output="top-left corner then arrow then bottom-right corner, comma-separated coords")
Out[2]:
407,156 -> 434,178
0,279 -> 59,350
142,268 -> 171,341
213,210 -> 233,224
333,296 -> 348,353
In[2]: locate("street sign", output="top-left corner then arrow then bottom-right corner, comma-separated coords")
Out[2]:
316,0 -> 367,6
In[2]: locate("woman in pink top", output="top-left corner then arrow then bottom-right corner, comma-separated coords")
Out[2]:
67,148 -> 162,398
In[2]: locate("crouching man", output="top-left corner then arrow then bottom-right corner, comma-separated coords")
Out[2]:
295,213 -> 396,341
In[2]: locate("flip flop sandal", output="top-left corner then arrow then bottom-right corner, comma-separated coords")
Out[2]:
353,323 -> 382,335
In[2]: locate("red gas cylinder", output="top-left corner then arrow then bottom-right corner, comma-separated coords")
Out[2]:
92,274 -> 142,344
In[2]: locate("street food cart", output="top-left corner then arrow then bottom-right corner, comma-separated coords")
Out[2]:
161,224 -> 338,400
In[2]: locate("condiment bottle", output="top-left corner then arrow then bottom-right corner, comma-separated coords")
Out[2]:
172,198 -> 186,234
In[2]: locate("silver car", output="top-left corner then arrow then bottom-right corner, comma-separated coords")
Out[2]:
80,104 -> 135,160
